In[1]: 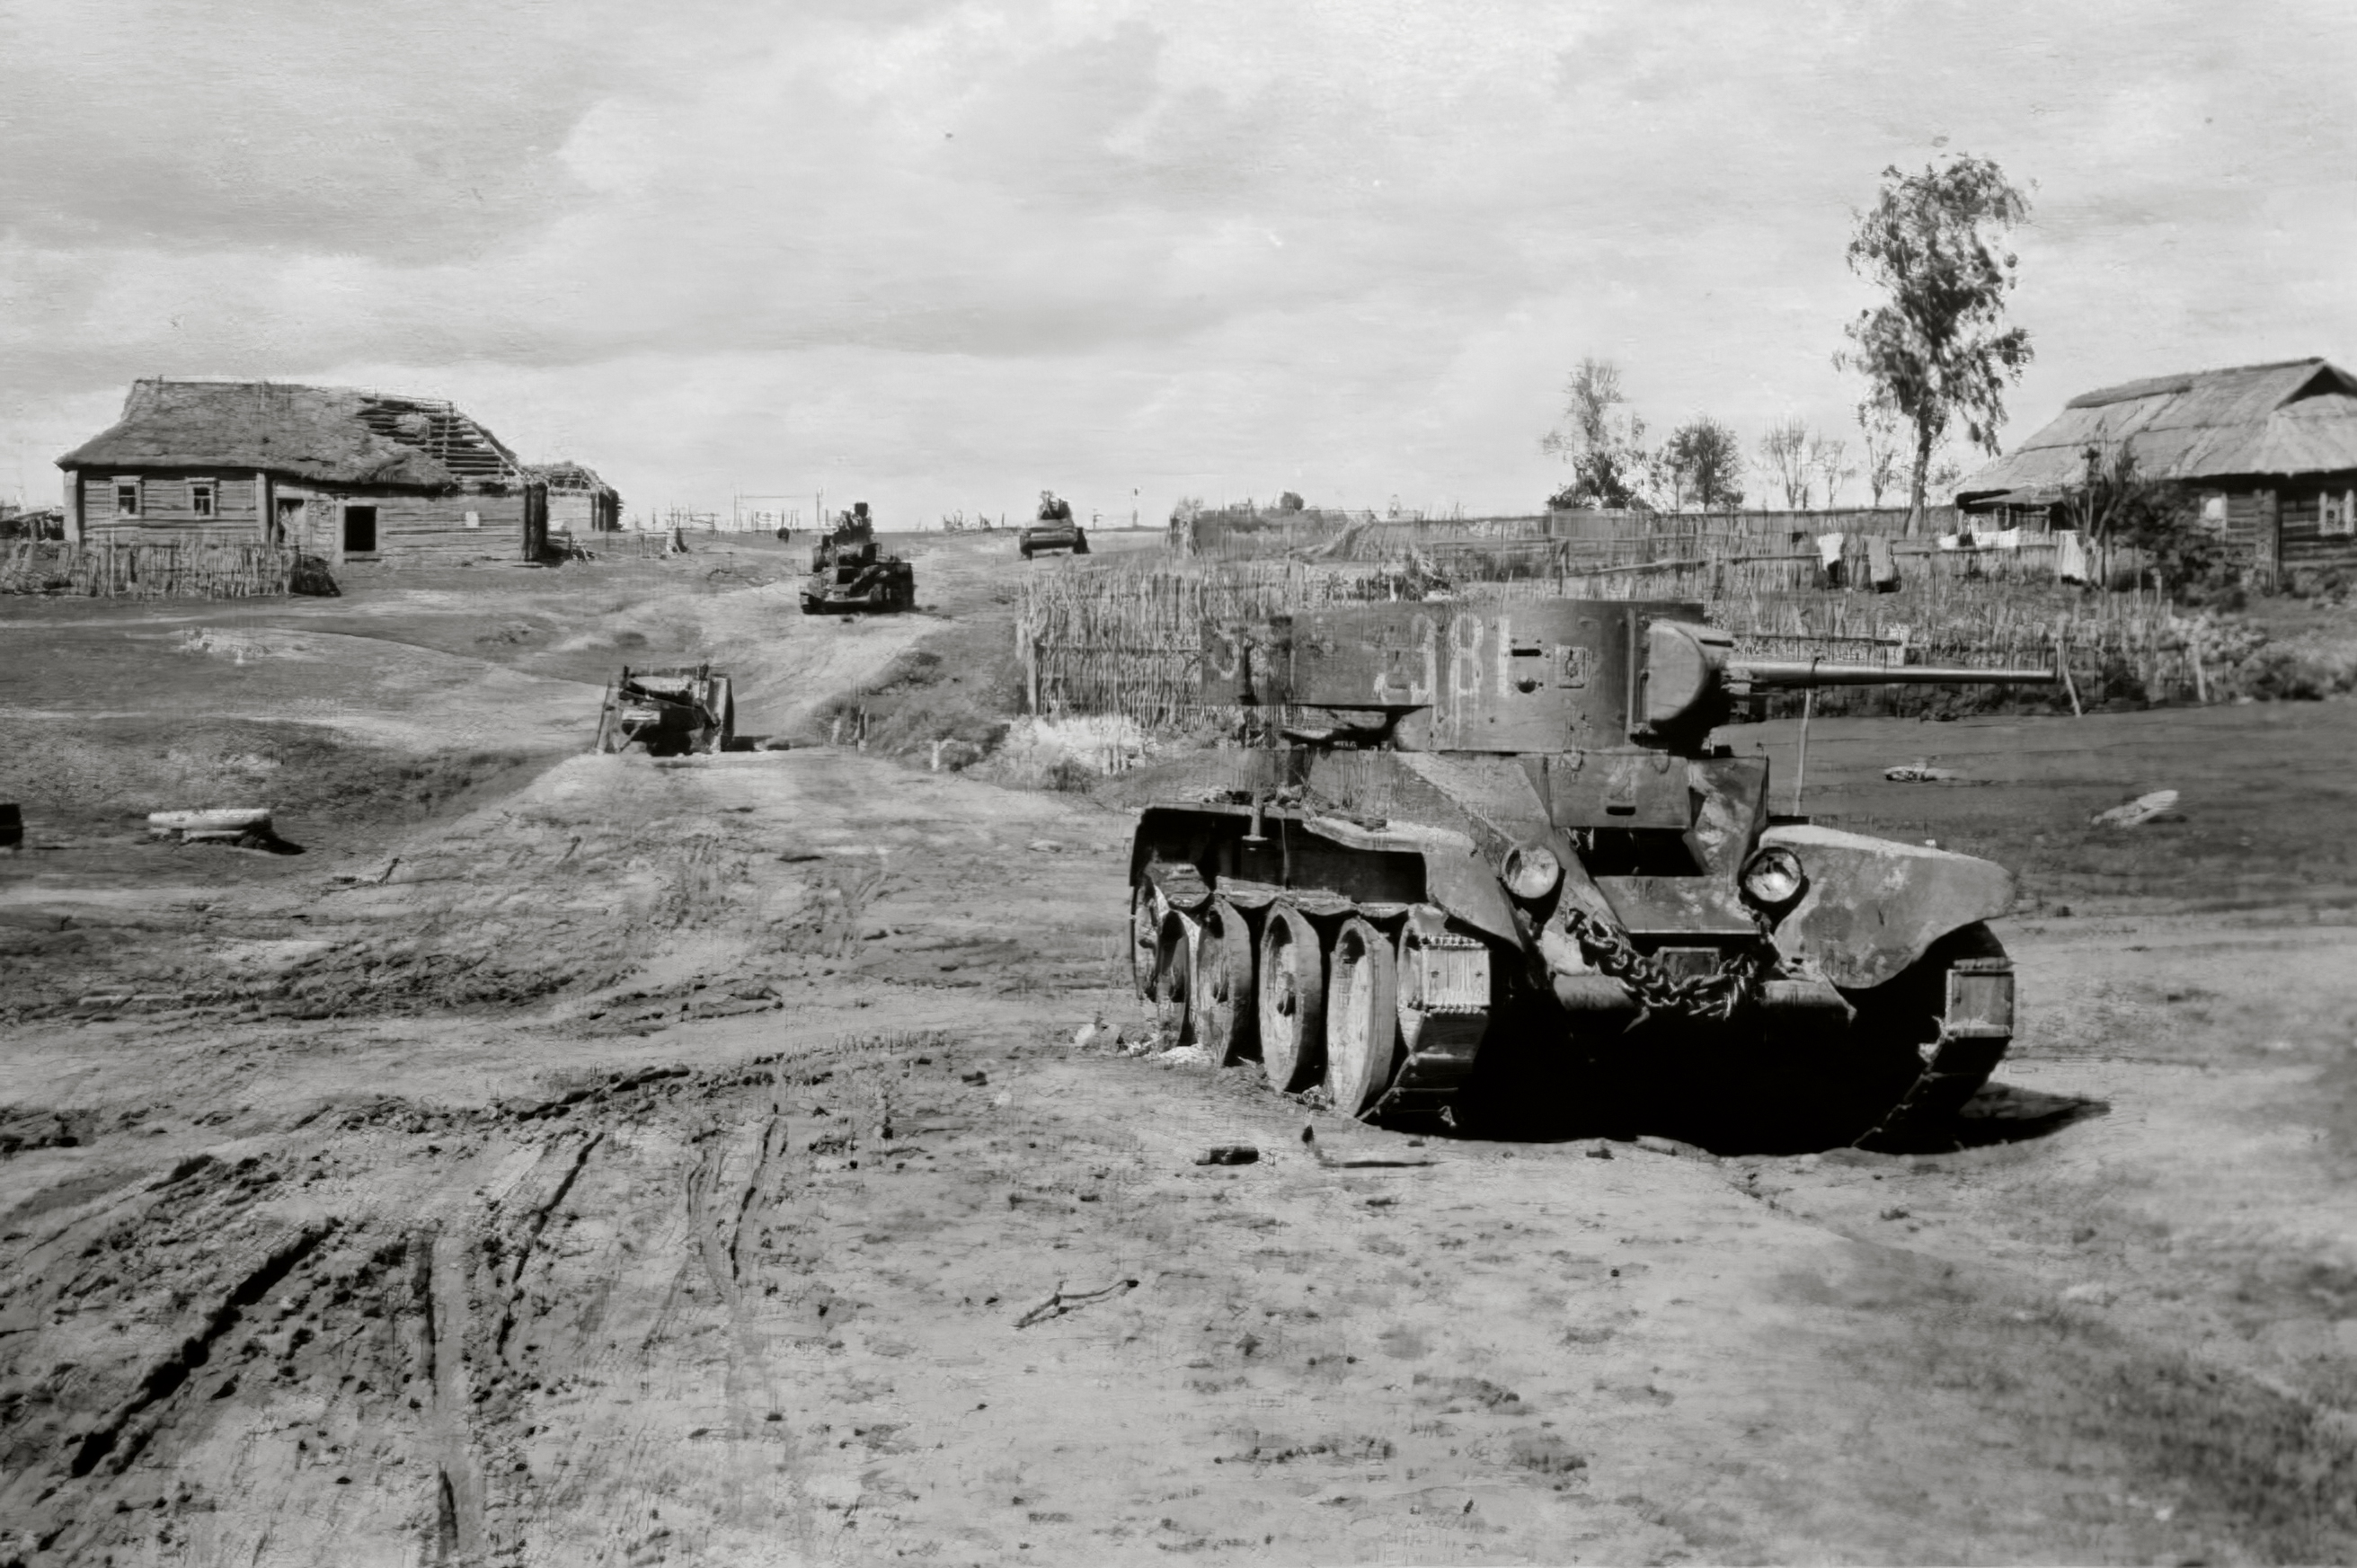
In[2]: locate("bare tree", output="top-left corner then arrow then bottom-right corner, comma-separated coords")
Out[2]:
1807,432 -> 1855,509
1757,416 -> 1813,509
1541,357 -> 1651,509
1839,155 -> 2034,533
1856,398 -> 1904,508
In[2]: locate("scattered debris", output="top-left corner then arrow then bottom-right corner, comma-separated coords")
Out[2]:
1194,1145 -> 1259,1166
1586,1143 -> 1615,1160
2060,1282 -> 2116,1307
1028,839 -> 1065,854
1298,1122 -> 1435,1170
2091,789 -> 2183,828
1014,1277 -> 1138,1329
961,1070 -> 988,1086
1883,760 -> 1962,783
147,807 -> 272,843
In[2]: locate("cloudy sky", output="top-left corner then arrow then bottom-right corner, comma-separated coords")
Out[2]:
4,0 -> 2353,525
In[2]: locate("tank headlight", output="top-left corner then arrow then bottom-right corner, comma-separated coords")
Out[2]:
1502,844 -> 1563,900
1741,846 -> 1806,908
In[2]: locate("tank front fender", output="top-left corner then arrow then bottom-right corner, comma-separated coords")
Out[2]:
1759,824 -> 2015,989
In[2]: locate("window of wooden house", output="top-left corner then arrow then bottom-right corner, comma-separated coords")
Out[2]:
190,481 -> 216,518
2323,489 -> 2357,538
113,479 -> 140,517
342,505 -> 378,554
2200,493 -> 2228,530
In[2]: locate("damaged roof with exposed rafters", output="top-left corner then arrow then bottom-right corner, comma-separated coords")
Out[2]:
57,379 -> 525,488
523,461 -> 616,495
1957,358 -> 2357,501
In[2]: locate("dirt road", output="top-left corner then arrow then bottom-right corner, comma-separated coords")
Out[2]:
4,552 -> 2355,1564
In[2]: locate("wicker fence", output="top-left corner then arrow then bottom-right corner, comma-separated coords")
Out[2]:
0,541 -> 335,598
1017,551 -> 2220,728
1174,505 -> 1972,563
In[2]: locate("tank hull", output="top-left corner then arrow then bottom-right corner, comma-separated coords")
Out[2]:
1123,742 -> 2016,1150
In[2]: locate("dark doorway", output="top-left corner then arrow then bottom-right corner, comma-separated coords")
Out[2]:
523,483 -> 548,561
343,505 -> 378,554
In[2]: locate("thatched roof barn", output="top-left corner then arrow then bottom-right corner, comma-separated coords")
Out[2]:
57,379 -> 552,567
1957,358 -> 2357,581
524,461 -> 623,533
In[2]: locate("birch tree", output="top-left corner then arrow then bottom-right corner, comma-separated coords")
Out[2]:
1839,155 -> 2034,533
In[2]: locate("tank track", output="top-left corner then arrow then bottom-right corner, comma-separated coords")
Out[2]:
1853,952 -> 2016,1151
1371,928 -> 1490,1120
1137,863 -> 1493,1123
1852,1030 -> 2009,1151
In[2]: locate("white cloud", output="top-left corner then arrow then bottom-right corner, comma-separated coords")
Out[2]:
4,0 -> 2355,514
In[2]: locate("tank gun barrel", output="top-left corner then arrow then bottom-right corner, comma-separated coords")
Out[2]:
1727,658 -> 2058,689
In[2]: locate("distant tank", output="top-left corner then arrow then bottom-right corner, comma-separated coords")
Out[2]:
1122,599 -> 2056,1151
802,502 -> 915,614
1019,492 -> 1088,559
594,663 -> 735,755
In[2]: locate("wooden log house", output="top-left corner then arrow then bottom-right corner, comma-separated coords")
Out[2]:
1957,357 -> 2357,585
56,380 -> 562,568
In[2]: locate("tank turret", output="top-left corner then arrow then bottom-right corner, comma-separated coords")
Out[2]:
1126,598 -> 2054,1151
1201,599 -> 2051,751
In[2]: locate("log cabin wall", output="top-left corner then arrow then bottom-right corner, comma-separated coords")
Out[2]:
2277,476 -> 2357,574
2211,477 -> 2357,579
75,470 -> 263,546
549,491 -> 597,533
271,483 -> 533,567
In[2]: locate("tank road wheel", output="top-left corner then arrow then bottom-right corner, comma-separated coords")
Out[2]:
1150,909 -> 1196,1045
1256,903 -> 1325,1093
1191,899 -> 1255,1068
1847,922 -> 2016,1152
1129,881 -> 1165,1009
1325,917 -> 1403,1120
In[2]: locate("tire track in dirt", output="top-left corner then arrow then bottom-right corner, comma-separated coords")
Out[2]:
422,1227 -> 485,1564
493,1129 -> 607,1364
66,1219 -> 340,1482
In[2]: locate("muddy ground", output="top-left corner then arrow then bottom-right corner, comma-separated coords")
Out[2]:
3,536 -> 2356,1565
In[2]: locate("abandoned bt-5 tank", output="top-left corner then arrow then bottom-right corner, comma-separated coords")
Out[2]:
801,502 -> 916,615
1124,600 -> 2055,1150
593,663 -> 735,755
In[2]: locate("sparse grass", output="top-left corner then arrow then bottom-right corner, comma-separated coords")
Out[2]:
979,715 -> 1152,791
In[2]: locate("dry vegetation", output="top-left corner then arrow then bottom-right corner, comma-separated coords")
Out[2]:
0,540 -> 334,598
1016,532 -> 2357,732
